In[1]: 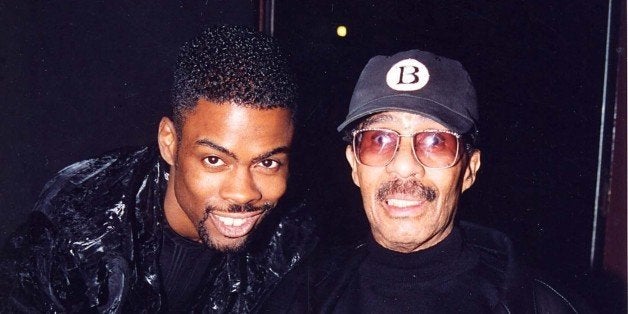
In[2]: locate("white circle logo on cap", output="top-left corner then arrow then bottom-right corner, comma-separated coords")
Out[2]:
386,58 -> 430,91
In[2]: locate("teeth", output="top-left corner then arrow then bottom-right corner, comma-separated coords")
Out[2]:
387,199 -> 420,208
216,216 -> 246,227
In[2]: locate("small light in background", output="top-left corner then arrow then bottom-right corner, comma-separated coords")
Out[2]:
336,25 -> 348,38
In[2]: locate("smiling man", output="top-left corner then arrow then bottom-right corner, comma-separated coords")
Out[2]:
159,83 -> 294,255
263,49 -> 587,313
345,110 -> 478,254
0,24 -> 315,312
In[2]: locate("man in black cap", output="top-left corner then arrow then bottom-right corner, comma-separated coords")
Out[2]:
262,49 -> 587,313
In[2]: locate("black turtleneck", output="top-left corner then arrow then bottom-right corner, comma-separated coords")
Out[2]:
334,227 -> 495,313
159,225 -> 219,312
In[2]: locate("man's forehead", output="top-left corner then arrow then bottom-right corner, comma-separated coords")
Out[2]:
360,111 -> 443,129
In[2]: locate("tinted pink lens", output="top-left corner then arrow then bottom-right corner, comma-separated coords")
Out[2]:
355,130 -> 398,166
414,132 -> 459,167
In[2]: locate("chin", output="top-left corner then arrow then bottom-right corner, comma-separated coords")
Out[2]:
202,235 -> 249,253
387,234 -> 419,246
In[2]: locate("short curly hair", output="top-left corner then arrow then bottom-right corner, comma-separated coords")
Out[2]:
172,24 -> 298,133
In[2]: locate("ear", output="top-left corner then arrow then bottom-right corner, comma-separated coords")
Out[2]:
345,145 -> 360,187
158,117 -> 177,166
461,150 -> 481,192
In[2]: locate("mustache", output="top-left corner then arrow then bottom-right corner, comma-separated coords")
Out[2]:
207,202 -> 275,214
376,178 -> 436,202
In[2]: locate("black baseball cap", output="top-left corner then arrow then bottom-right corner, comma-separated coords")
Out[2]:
337,49 -> 478,134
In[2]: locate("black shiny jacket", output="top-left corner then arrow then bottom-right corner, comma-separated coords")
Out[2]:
259,222 -> 591,313
0,147 -> 317,313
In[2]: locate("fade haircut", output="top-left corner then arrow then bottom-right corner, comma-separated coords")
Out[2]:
172,24 -> 298,134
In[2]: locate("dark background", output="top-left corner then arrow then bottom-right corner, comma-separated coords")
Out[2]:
1,1 -> 625,312
1,0 -> 255,240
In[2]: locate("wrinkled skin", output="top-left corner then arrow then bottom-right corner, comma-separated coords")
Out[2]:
345,111 -> 481,253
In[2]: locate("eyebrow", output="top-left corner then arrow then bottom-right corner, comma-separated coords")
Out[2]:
196,139 -> 237,159
251,146 -> 290,164
360,113 -> 394,129
195,139 -> 290,163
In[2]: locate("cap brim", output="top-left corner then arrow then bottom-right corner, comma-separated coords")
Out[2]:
337,95 -> 474,134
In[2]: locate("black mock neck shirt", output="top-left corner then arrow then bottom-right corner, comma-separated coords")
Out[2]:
334,227 -> 496,313
159,225 -> 219,312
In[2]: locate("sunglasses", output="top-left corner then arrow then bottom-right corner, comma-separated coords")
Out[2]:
351,128 -> 462,168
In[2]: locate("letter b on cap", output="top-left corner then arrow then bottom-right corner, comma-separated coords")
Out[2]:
386,58 -> 430,91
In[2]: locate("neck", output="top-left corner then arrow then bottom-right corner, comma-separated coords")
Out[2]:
163,171 -> 201,242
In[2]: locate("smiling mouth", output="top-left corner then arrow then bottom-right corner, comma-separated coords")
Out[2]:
209,211 -> 265,238
215,215 -> 247,227
386,198 -> 422,208
381,196 -> 428,217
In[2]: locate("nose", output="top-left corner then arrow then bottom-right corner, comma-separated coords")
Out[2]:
386,137 -> 425,178
220,167 -> 262,205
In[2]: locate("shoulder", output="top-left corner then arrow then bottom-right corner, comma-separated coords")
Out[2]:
0,146 -> 162,311
27,145 -> 163,261
37,147 -> 156,201
35,146 -> 158,217
7,145 -> 161,267
459,221 -> 591,313
459,221 -> 517,281
459,220 -> 514,255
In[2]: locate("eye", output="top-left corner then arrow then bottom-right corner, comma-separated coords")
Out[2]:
419,132 -> 450,151
374,134 -> 393,145
202,156 -> 226,167
258,159 -> 281,169
369,131 -> 396,147
426,134 -> 444,146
